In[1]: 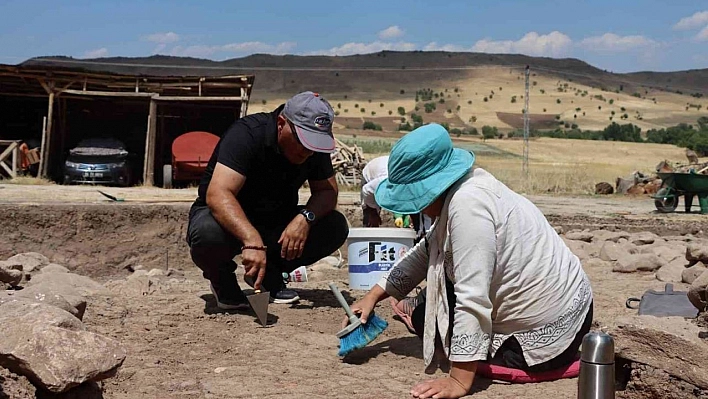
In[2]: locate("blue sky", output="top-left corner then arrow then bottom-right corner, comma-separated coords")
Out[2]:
0,0 -> 706,73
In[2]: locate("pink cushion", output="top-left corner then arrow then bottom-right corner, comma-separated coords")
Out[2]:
476,359 -> 581,383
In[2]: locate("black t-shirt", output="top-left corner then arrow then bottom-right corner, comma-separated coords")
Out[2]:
195,105 -> 334,225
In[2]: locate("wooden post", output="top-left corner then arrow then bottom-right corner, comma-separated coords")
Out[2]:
11,144 -> 17,178
143,99 -> 157,186
240,87 -> 248,118
38,116 -> 47,178
41,91 -> 55,178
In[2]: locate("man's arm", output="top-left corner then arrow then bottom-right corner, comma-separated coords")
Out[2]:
360,176 -> 385,211
304,175 -> 338,218
206,162 -> 267,287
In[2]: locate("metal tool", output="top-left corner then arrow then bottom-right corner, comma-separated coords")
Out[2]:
578,331 -> 615,399
246,289 -> 270,327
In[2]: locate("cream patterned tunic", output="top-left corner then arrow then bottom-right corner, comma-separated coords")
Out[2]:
378,168 -> 592,372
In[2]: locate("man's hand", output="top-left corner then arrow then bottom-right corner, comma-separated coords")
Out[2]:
410,377 -> 469,399
278,214 -> 311,261
242,247 -> 267,290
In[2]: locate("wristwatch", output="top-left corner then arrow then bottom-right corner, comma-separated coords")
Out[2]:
299,209 -> 316,224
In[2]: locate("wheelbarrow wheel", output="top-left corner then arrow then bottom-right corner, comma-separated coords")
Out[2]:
654,187 -> 678,213
163,164 -> 173,189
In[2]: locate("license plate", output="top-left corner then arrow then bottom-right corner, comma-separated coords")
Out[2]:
83,172 -> 104,177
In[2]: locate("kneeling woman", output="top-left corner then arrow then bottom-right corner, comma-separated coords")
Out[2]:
348,124 -> 593,399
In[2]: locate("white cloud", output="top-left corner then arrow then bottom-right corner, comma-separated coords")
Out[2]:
578,33 -> 658,53
169,41 -> 297,58
221,41 -> 296,54
697,25 -> 708,41
378,25 -> 404,40
471,31 -> 572,57
82,48 -> 108,58
142,32 -> 180,44
308,41 -> 416,56
423,42 -> 468,52
673,11 -> 708,30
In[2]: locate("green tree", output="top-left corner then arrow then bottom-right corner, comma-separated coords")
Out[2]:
363,121 -> 382,131
482,125 -> 498,140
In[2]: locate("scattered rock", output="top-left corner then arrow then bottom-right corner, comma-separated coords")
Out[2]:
0,366 -> 36,399
643,244 -> 686,263
591,230 -> 630,243
612,315 -> 708,390
613,253 -> 664,273
0,266 -> 23,287
621,363 -> 708,399
6,253 -> 49,273
565,231 -> 594,242
594,182 -> 614,195
553,226 -> 563,235
0,288 -> 82,320
688,270 -> 708,311
600,241 -> 634,262
41,263 -> 70,274
581,258 -> 610,270
682,262 -> 707,285
165,268 -> 184,277
0,301 -> 126,393
28,272 -> 108,298
686,244 -> 708,266
656,258 -> 689,283
631,232 -> 658,246
147,268 -> 165,277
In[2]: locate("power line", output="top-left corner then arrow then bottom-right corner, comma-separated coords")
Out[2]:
523,65 -> 530,176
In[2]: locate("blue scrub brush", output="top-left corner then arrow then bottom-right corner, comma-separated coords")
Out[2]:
329,282 -> 388,357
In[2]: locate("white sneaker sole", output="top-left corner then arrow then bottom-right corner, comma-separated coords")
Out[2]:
272,295 -> 300,304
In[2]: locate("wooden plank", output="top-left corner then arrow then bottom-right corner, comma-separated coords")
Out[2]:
41,92 -> 54,178
142,100 -> 157,186
11,145 -> 17,177
61,89 -> 155,98
154,96 -> 247,101
38,116 -> 47,178
0,141 -> 18,178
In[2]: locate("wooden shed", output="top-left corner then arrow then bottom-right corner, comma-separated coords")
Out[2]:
0,62 -> 254,186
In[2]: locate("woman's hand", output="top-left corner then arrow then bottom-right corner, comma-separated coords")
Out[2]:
340,285 -> 389,327
410,377 -> 468,399
411,361 -> 477,399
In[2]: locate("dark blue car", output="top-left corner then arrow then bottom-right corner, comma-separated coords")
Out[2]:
63,138 -> 133,186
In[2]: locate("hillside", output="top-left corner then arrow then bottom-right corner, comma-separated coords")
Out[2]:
19,52 -> 708,131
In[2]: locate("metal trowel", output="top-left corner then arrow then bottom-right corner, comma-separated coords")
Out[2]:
246,289 -> 270,327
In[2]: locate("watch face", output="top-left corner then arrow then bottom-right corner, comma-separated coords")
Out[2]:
302,210 -> 315,221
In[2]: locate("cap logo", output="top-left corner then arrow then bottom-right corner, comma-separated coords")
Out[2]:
314,116 -> 331,128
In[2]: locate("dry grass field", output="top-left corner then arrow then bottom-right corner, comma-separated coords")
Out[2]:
336,132 -> 697,195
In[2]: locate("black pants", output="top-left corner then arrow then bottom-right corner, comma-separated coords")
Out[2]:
187,204 -> 349,296
410,282 -> 593,372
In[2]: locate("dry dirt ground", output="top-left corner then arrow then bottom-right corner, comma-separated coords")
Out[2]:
1,184 -> 708,398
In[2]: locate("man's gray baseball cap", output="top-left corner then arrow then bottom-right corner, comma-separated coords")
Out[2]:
282,91 -> 336,153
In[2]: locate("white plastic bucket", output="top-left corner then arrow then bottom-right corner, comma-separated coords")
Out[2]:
347,227 -> 416,290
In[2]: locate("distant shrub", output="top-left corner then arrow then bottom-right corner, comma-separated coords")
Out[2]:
362,121 -> 382,131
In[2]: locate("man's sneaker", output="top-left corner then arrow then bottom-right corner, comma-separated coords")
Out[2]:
243,274 -> 300,304
210,283 -> 250,311
271,288 -> 300,304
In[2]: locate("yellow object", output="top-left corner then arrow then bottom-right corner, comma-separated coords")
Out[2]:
394,217 -> 404,228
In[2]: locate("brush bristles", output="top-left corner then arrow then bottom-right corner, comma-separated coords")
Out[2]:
337,314 -> 388,357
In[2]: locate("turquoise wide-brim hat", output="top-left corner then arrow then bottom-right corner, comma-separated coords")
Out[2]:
375,123 -> 475,214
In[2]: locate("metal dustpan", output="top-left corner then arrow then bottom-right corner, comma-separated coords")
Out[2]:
246,290 -> 270,327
